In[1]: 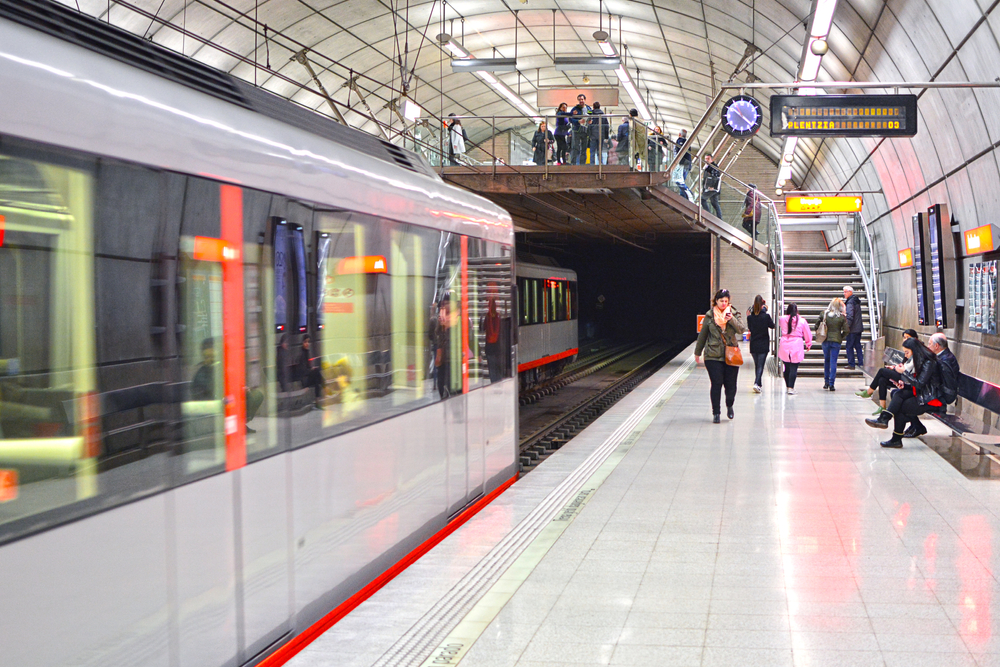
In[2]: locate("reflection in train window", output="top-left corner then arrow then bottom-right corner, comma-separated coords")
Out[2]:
243,238 -> 278,458
471,241 -> 513,384
179,237 -> 226,474
433,233 -> 464,399
0,154 -> 98,529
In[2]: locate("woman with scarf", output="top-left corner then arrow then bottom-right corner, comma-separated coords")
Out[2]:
695,289 -> 745,423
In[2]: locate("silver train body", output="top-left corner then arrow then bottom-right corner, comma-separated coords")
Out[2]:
0,4 -> 515,666
516,262 -> 579,388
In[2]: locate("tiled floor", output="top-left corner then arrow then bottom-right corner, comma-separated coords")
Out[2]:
292,347 -> 1000,667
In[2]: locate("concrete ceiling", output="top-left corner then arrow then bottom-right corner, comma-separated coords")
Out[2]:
58,0 -> 1000,290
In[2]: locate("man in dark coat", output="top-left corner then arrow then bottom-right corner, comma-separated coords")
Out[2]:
675,129 -> 692,179
615,117 -> 630,164
701,154 -> 723,218
843,285 -> 864,369
568,94 -> 592,165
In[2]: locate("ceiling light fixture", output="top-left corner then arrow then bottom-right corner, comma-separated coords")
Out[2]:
598,40 -> 652,121
447,40 -> 541,121
553,56 -> 620,71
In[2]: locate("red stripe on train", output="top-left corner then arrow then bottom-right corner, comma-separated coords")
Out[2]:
257,473 -> 519,667
517,347 -> 579,373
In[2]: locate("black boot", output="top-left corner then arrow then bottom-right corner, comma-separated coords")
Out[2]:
903,422 -> 928,438
727,406 -> 735,420
713,413 -> 721,424
881,432 -> 904,448
865,411 -> 892,430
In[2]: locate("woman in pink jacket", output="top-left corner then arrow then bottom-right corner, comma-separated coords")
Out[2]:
777,303 -> 812,394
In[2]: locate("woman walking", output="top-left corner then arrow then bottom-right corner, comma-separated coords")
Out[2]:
817,297 -> 850,391
695,289 -> 745,423
777,303 -> 812,394
746,295 -> 775,393
531,121 -> 554,166
554,103 -> 571,164
856,329 -> 918,415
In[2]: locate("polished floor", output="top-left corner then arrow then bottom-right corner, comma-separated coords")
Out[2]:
290,345 -> 1000,667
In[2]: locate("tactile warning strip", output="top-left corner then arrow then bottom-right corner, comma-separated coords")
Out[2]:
370,356 -> 695,667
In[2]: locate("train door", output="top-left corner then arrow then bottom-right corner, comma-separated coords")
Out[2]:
436,233 -> 468,514
465,238 -> 486,501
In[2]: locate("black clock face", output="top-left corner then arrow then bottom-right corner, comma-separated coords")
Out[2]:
721,95 -> 763,137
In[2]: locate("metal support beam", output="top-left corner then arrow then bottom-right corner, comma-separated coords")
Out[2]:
341,74 -> 391,140
291,49 -> 349,126
721,81 -> 1000,90
663,88 -> 728,183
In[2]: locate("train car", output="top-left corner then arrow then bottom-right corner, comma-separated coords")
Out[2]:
516,259 -> 579,389
0,2 -> 517,666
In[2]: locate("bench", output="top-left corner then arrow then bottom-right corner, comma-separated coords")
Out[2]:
863,346 -> 1000,455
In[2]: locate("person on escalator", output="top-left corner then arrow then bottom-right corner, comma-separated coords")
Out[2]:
701,154 -> 723,218
843,286 -> 865,370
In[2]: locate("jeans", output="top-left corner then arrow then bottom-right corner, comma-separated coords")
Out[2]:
705,359 -> 739,414
677,183 -> 694,202
782,361 -> 799,388
752,352 -> 767,387
702,190 -> 722,218
588,137 -> 606,164
845,332 -> 864,367
822,341 -> 841,387
570,130 -> 588,165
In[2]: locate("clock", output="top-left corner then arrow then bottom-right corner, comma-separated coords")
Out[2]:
721,95 -> 763,137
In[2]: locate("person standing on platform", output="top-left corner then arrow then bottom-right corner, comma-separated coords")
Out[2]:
569,94 -> 591,165
588,102 -> 609,165
447,114 -> 468,166
817,297 -> 850,391
843,285 -> 864,369
554,102 -> 572,165
746,295 -> 775,393
701,154 -> 723,218
856,329 -> 918,415
531,121 -> 553,166
865,337 -> 941,448
777,303 -> 811,395
615,115 -> 630,165
695,289 -> 745,423
628,109 -> 648,170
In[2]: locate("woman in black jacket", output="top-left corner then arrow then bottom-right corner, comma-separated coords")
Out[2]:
866,337 -> 942,448
531,121 -> 554,166
745,295 -> 775,393
554,103 -> 572,164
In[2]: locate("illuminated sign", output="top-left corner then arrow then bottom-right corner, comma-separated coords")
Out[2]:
913,213 -> 930,326
192,236 -> 237,262
898,248 -> 913,268
770,94 -> 918,137
785,196 -> 863,214
336,256 -> 388,275
964,225 -> 996,255
0,469 -> 17,503
0,214 -> 4,247
927,204 -> 947,328
697,314 -> 705,333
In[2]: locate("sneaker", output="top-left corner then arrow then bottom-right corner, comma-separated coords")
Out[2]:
829,386 -> 836,392
752,384 -> 762,394
823,383 -> 829,390
856,389 -> 871,398
787,388 -> 796,395
872,406 -> 883,416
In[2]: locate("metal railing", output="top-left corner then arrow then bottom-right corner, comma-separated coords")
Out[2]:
852,211 -> 881,338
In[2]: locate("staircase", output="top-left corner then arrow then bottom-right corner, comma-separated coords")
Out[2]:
782,251 -> 871,378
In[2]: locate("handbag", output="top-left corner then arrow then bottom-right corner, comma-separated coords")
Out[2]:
815,317 -> 828,343
724,332 -> 743,367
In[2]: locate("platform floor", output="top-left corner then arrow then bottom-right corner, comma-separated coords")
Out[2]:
289,344 -> 1000,667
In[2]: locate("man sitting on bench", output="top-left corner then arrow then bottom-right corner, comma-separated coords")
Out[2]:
909,333 -> 960,437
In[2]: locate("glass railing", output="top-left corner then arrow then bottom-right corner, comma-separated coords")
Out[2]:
407,113 -> 694,174
852,211 -> 881,338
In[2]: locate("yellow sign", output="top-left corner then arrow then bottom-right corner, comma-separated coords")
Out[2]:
964,225 -> 995,256
785,195 -> 863,214
898,248 -> 913,268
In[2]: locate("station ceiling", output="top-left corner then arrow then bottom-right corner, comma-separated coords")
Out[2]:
60,0 -> 1000,280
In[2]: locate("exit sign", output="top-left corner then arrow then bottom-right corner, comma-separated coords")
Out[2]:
964,225 -> 996,255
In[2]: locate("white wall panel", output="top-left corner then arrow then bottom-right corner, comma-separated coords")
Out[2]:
925,0 -> 985,43
958,24 -> 1000,143
888,0 -> 956,74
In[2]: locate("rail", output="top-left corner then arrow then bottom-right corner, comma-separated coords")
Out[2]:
853,211 -> 881,338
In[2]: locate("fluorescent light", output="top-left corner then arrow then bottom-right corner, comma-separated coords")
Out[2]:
446,41 -> 470,58
598,41 -> 617,56
403,99 -> 422,121
800,50 -> 822,81
553,56 -> 621,71
451,58 -> 518,73
614,65 -> 652,121
811,0 -> 837,37
446,40 -> 540,120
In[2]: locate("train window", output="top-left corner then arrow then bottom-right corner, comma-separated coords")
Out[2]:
474,242 -> 514,383
568,281 -> 578,320
390,223 -> 437,403
432,233 -> 464,398
178,236 -> 227,475
0,153 -> 100,532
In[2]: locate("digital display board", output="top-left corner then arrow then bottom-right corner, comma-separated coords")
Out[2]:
927,204 -> 947,328
273,220 -> 289,333
913,213 -> 930,326
785,195 -> 863,214
969,260 -> 998,334
770,94 -> 918,137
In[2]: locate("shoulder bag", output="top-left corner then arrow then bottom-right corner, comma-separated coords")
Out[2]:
724,330 -> 744,367
815,316 -> 828,344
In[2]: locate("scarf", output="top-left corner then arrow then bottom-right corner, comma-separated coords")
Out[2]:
713,305 -> 729,332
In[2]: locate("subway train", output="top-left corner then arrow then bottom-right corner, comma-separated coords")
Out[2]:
516,259 -> 580,390
0,3 -> 516,666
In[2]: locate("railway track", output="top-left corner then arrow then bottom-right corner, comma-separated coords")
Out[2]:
518,342 -> 650,406
518,343 -> 683,472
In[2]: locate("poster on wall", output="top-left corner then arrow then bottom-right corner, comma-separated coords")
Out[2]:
969,260 -> 998,334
